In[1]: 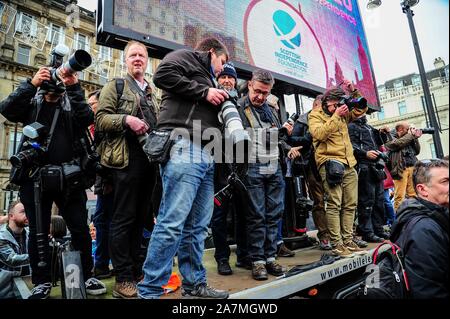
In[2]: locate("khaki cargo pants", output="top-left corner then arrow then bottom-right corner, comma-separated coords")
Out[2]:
319,164 -> 358,247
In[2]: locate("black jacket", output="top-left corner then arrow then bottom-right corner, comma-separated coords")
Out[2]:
287,112 -> 313,163
391,198 -> 449,299
0,79 -> 94,164
348,116 -> 388,166
154,49 -> 221,133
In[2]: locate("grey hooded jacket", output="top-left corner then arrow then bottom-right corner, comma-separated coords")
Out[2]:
0,224 -> 29,299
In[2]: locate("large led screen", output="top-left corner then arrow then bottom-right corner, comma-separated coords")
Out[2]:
109,0 -> 379,106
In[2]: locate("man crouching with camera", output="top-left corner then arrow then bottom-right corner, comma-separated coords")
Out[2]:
0,67 -> 106,299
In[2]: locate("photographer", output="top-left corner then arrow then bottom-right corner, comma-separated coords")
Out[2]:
348,116 -> 391,242
308,80 -> 368,258
96,40 -> 158,299
137,37 -> 230,299
283,95 -> 331,250
0,66 -> 105,299
211,62 -> 249,276
236,69 -> 285,281
385,121 -> 422,211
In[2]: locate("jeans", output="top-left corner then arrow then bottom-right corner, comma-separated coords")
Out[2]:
138,138 -> 215,298
92,192 -> 113,270
244,162 -> 285,263
383,189 -> 396,226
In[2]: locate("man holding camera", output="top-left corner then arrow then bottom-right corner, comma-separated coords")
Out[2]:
236,69 -> 285,281
348,116 -> 391,242
385,121 -> 422,211
137,37 -> 230,299
210,62 -> 250,275
0,66 -> 105,299
96,40 -> 158,299
309,81 -> 368,258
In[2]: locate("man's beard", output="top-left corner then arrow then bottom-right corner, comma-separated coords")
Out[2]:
14,220 -> 28,228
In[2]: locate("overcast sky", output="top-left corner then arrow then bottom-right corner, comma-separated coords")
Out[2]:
78,0 -> 449,85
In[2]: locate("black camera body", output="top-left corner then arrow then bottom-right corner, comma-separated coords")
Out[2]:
279,113 -> 299,141
338,96 -> 367,110
374,151 -> 389,170
41,44 -> 92,94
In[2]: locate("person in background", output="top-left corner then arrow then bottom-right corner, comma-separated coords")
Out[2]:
0,201 -> 29,299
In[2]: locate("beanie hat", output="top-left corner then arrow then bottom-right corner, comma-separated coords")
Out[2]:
218,62 -> 237,81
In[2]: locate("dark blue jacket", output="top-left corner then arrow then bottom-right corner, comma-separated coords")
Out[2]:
391,198 -> 449,299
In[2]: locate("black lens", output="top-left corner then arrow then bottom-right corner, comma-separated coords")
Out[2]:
66,50 -> 92,72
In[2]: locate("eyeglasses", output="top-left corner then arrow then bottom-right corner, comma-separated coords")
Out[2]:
249,84 -> 270,97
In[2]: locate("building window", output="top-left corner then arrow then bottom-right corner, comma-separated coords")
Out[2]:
8,130 -> 23,158
47,23 -> 64,44
15,12 -> 37,36
398,101 -> 407,116
444,67 -> 449,82
430,144 -> 437,159
98,46 -> 111,61
173,31 -> 178,40
75,33 -> 89,51
17,44 -> 31,65
378,85 -> 385,94
160,11 -> 166,19
160,26 -> 165,35
377,107 -> 385,121
412,75 -> 421,87
393,80 -> 403,90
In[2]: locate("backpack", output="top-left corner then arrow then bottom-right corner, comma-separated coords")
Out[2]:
357,210 -> 449,299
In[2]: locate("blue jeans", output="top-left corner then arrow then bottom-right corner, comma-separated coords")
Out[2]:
92,192 -> 113,270
383,189 -> 396,226
244,162 -> 285,263
137,138 -> 215,298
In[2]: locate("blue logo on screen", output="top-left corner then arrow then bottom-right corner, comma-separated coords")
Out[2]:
273,10 -> 301,49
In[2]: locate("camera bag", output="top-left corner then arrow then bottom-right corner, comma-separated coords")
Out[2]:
325,159 -> 345,187
143,130 -> 174,164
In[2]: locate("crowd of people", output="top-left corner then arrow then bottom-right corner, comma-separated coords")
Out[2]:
0,37 -> 448,300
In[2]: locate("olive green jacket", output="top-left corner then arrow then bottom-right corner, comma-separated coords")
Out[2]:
95,74 -> 156,169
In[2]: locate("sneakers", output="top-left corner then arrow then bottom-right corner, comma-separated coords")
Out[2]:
353,237 -> 368,248
345,241 -> 367,255
93,267 -> 112,279
266,261 -> 285,276
181,284 -> 229,299
277,243 -> 295,257
319,239 -> 332,250
85,277 -> 107,295
28,282 -> 52,299
113,281 -> 138,299
252,263 -> 268,281
217,260 -> 232,276
331,244 -> 355,258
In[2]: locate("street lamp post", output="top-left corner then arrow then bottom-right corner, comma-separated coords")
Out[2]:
367,0 -> 444,158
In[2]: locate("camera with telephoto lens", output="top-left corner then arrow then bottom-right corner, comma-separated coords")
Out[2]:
338,96 -> 367,111
217,87 -> 251,162
10,122 -> 48,169
40,44 -> 92,93
419,127 -> 435,135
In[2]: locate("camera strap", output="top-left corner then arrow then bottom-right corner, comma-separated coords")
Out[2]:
45,107 -> 61,148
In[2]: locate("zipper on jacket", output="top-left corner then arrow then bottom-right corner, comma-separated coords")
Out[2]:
185,102 -> 198,126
